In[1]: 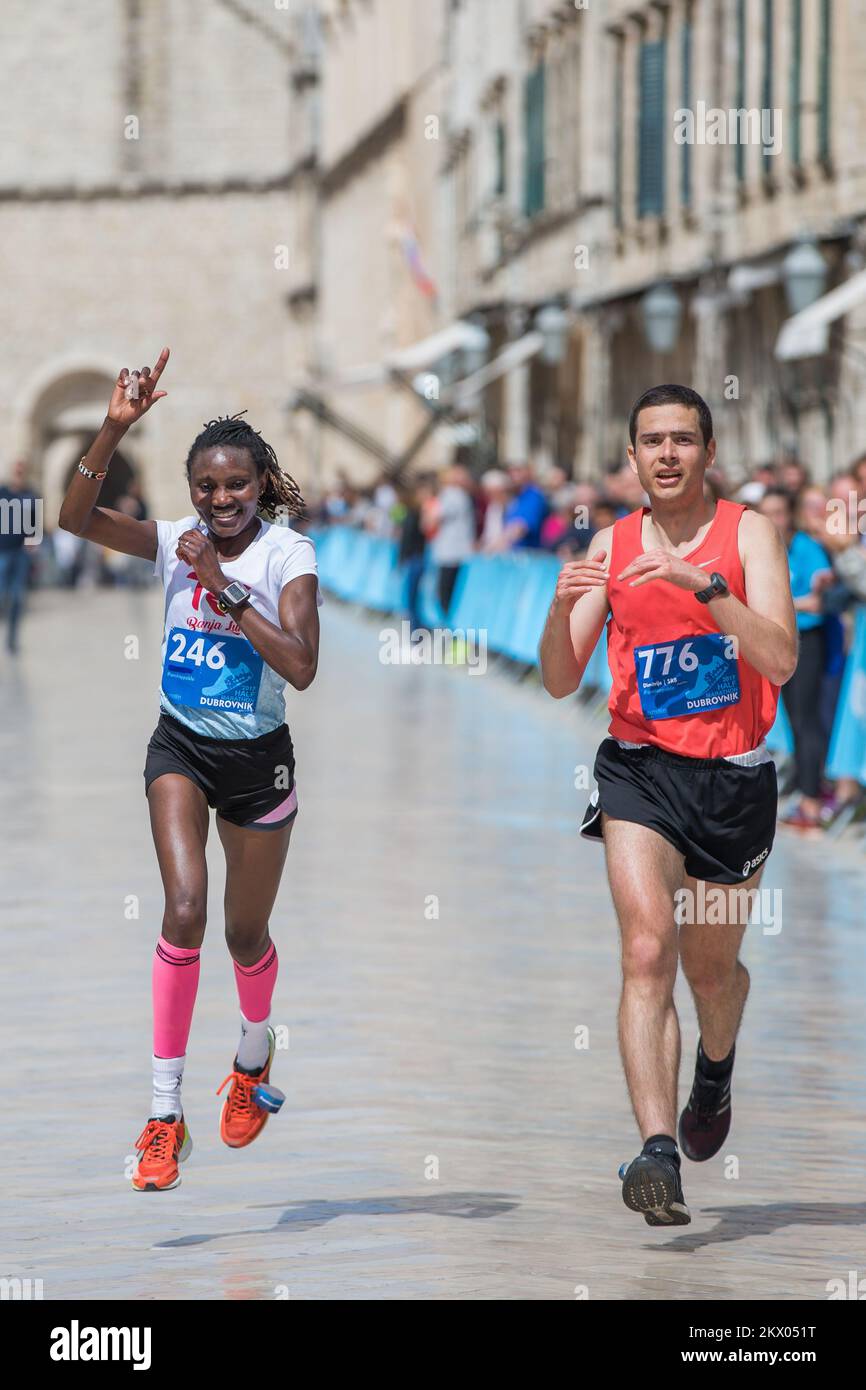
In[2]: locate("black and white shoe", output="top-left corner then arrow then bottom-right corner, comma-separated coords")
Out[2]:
620,1147 -> 691,1226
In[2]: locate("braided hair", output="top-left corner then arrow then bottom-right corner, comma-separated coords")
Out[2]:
184,411 -> 305,521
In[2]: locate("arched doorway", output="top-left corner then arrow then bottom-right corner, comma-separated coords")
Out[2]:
20,362 -> 148,524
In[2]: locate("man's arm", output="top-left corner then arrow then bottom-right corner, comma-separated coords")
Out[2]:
539,528 -> 612,698
714,510 -> 798,684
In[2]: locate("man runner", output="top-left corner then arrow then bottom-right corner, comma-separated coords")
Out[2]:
540,385 -> 797,1226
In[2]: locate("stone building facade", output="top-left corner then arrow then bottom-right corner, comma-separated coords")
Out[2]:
441,0 -> 866,482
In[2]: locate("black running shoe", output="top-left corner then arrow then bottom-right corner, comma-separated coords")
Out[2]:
620,1147 -> 691,1226
678,1049 -> 733,1162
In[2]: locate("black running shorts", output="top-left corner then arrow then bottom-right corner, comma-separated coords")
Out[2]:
580,737 -> 777,885
143,710 -> 298,830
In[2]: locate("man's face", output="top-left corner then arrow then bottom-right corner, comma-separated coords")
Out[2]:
829,473 -> 856,503
758,494 -> 793,536
780,462 -> 804,491
592,503 -> 617,530
798,488 -> 826,532
627,404 -> 713,503
617,465 -> 647,507
572,484 -> 598,509
508,464 -> 531,490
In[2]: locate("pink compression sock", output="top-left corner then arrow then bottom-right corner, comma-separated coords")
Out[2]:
233,940 -> 279,1023
152,935 -> 201,1057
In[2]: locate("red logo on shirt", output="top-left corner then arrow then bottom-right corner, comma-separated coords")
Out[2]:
187,570 -> 222,616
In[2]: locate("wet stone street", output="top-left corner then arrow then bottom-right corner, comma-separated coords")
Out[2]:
1,586 -> 865,1300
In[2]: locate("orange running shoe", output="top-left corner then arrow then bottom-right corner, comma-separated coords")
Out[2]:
131,1114 -> 192,1192
216,1026 -> 277,1148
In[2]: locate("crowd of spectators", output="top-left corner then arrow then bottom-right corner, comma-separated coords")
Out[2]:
311,452 -> 866,833
6,446 -> 866,833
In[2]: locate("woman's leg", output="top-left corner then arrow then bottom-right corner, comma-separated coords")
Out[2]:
146,774 -> 210,1118
781,626 -> 827,815
438,564 -> 459,617
217,815 -> 294,1071
405,555 -> 424,633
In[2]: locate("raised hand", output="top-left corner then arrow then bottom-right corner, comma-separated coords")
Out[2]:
107,347 -> 170,428
554,549 -> 609,607
175,527 -> 224,594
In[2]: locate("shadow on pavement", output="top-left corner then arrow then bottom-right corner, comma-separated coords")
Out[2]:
644,1201 -> 866,1253
154,1192 -> 519,1248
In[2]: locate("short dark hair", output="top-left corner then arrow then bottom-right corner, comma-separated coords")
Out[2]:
760,486 -> 796,515
628,384 -> 713,448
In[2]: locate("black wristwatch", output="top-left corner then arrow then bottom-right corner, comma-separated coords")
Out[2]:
215,580 -> 252,615
695,572 -> 729,604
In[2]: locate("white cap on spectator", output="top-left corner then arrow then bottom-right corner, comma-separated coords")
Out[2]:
736,481 -> 766,505
481,469 -> 508,490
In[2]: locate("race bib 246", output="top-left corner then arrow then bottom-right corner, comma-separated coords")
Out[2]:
161,627 -> 264,714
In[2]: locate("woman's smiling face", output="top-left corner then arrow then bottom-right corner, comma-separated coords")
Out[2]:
188,446 -> 262,537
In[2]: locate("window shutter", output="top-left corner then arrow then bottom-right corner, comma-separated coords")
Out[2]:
762,0 -> 774,174
523,63 -> 546,217
494,119 -> 506,197
681,20 -> 692,206
818,0 -> 832,161
613,38 -> 624,227
638,39 -> 666,218
735,0 -> 746,183
790,0 -> 802,166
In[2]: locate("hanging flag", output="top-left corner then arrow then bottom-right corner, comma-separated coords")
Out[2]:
400,223 -> 438,301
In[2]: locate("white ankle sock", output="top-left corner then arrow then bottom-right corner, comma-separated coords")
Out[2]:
236,1013 -> 270,1072
152,1054 -> 184,1119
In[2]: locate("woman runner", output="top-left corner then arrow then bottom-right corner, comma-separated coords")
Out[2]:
58,349 -> 321,1191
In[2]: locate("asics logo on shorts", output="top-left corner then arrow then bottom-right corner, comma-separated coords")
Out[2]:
742,846 -> 769,877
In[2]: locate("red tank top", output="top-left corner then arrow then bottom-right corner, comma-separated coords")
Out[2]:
605,499 -> 779,757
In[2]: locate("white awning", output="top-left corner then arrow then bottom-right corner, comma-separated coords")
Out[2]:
728,262 -> 781,296
385,320 -> 489,373
292,320 -> 490,393
775,268 -> 866,361
452,331 -> 543,408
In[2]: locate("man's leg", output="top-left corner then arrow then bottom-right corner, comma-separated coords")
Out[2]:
601,814 -> 685,1139
677,866 -> 764,1161
678,867 -> 762,1058
6,549 -> 30,653
0,552 -> 10,632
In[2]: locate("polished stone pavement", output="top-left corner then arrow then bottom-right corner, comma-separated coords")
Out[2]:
1,585 -> 864,1301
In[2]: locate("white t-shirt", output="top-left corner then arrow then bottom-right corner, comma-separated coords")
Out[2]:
431,486 -> 475,565
153,515 -> 320,739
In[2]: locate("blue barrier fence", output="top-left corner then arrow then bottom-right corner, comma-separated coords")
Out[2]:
311,526 -> 855,762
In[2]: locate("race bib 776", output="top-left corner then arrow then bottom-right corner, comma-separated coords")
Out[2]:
633,633 -> 740,721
